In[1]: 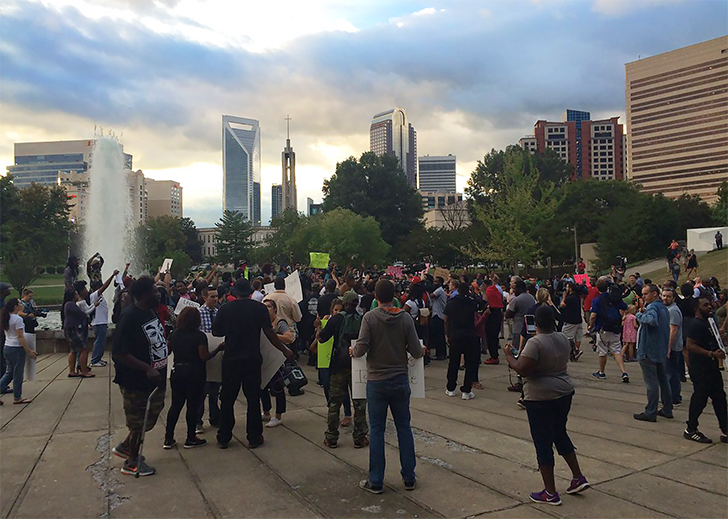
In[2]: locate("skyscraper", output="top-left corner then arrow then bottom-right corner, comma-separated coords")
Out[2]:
418,155 -> 456,192
271,184 -> 283,222
625,36 -> 728,202
222,115 -> 261,225
146,179 -> 183,218
369,108 -> 418,187
282,115 -> 297,212
564,109 -> 591,179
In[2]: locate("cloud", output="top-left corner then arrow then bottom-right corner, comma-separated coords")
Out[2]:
592,0 -> 684,16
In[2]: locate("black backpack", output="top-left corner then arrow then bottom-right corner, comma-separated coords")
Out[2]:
601,296 -> 623,334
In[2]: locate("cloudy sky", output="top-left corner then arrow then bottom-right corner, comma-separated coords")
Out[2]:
1,0 -> 726,227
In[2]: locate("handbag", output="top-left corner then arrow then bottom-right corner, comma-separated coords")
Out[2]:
280,361 -> 308,392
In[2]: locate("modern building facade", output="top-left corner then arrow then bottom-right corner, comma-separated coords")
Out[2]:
146,179 -> 183,218
518,136 -> 537,152
418,155 -> 456,192
625,36 -> 728,202
564,109 -> 591,178
370,108 -> 418,187
7,139 -> 132,187
128,169 -> 148,225
418,190 -> 464,212
222,115 -> 262,225
282,116 -> 297,213
271,184 -> 283,222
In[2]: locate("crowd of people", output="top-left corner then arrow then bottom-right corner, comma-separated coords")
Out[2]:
1,250 -> 726,506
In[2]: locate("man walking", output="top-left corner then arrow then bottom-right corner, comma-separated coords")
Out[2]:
684,296 -> 727,443
560,282 -> 584,361
429,277 -> 448,360
197,287 -> 220,429
483,278 -> 504,364
634,284 -> 673,422
444,283 -> 482,400
89,270 -> 119,367
662,287 -> 684,407
352,280 -> 425,494
589,277 -> 629,383
213,279 -> 293,449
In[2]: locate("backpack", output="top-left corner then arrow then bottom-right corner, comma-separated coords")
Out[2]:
601,296 -> 623,334
334,311 -> 362,366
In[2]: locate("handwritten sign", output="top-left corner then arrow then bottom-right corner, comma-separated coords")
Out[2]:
574,274 -> 591,288
260,331 -> 286,389
205,333 -> 224,383
24,332 -> 37,382
433,267 -> 450,281
160,258 -> 174,274
387,266 -> 403,279
317,318 -> 334,368
310,252 -> 330,269
174,297 -> 200,315
351,340 -> 425,399
264,270 -> 303,303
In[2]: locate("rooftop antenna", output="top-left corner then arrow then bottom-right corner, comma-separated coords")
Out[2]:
285,114 -> 291,141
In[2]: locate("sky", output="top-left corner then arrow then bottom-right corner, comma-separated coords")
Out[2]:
1,0 -> 726,227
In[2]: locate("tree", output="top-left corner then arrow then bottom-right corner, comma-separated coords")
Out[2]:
257,208 -> 309,265
713,181 -> 728,226
672,194 -> 717,238
181,217 -> 203,263
0,176 -> 72,294
214,210 -> 254,266
140,215 -> 187,268
532,148 -> 574,185
322,152 -> 423,247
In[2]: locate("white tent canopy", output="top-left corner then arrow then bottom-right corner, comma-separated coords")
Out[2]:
686,227 -> 727,252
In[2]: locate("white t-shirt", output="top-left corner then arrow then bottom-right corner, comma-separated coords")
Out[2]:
90,290 -> 109,326
4,313 -> 25,347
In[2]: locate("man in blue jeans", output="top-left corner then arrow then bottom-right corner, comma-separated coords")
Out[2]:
352,279 -> 425,494
662,287 -> 683,406
634,284 -> 672,422
89,270 -> 119,367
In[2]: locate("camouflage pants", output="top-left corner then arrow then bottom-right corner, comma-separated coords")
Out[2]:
326,369 -> 367,443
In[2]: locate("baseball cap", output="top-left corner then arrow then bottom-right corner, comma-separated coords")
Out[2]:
342,290 -> 359,304
233,278 -> 253,297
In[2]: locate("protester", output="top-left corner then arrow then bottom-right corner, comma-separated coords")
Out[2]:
483,278 -> 504,364
261,299 -> 295,428
164,306 -> 223,449
111,276 -> 169,476
503,306 -> 588,505
317,280 -> 339,319
662,287 -> 684,407
86,252 -> 104,285
429,277 -> 448,360
684,296 -> 727,443
444,283 -> 482,400
64,256 -> 80,291
19,289 -> 45,335
63,288 -> 97,378
197,287 -> 220,430
621,305 -> 638,362
352,279 -> 425,494
89,270 -> 119,367
0,298 -> 38,404
634,284 -> 672,422
685,250 -> 698,279
559,282 -> 584,361
589,277 -> 630,383
404,283 -> 430,363
505,278 -> 536,347
213,279 -> 293,449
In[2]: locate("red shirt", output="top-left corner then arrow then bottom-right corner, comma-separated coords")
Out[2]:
584,286 -> 599,311
485,285 -> 504,309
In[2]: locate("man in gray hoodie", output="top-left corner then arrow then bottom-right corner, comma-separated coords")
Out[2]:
352,280 -> 425,494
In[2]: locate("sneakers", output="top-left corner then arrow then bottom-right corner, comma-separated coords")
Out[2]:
265,416 -> 282,428
684,429 -> 712,443
507,383 -> 523,392
592,372 -> 606,380
163,439 -> 177,450
462,392 -> 475,400
484,358 -> 499,365
195,425 -> 205,434
262,413 -> 271,422
517,399 -> 526,410
89,361 -> 106,368
248,437 -> 264,449
184,437 -> 207,449
633,412 -> 657,422
529,489 -> 561,505
721,434 -> 727,444
121,459 -> 156,477
621,372 -> 630,383
217,441 -> 229,449
657,408 -> 673,419
566,476 -> 590,494
404,479 -> 416,491
445,389 -> 458,397
354,437 -> 370,449
573,350 -> 583,361
324,438 -> 338,449
359,480 -> 383,495
112,442 -> 131,459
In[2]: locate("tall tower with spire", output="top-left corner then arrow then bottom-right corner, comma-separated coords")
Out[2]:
282,114 -> 297,212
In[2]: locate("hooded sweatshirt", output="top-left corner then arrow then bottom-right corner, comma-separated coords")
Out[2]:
353,305 -> 423,381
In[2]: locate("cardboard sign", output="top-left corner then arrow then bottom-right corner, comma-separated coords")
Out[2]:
387,266 -> 403,279
160,258 -> 174,274
433,267 -> 450,281
310,252 -> 330,269
174,297 -> 200,315
24,332 -> 36,382
351,340 -> 425,399
205,333 -> 224,383
264,270 -> 303,303
574,274 -> 591,288
260,330 -> 286,389
317,318 -> 333,368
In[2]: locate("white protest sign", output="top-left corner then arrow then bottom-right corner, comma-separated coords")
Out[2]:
263,270 -> 303,303
174,297 -> 200,315
351,340 -> 425,399
24,332 -> 37,382
160,258 -> 174,274
115,271 -> 124,286
205,333 -> 224,383
260,330 -> 285,389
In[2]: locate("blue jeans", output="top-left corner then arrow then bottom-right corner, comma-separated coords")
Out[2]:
91,324 -> 107,364
366,374 -> 416,488
639,358 -> 673,417
0,347 -> 26,401
666,350 -> 682,404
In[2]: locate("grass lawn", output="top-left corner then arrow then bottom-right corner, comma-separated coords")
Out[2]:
639,248 -> 728,288
0,273 -> 65,306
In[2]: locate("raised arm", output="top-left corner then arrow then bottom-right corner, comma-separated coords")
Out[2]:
98,270 -> 120,296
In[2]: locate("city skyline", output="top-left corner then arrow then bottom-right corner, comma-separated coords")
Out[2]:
0,1 -> 726,226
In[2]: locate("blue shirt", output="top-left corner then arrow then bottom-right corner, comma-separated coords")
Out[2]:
636,300 -> 670,362
590,294 -> 626,332
199,305 -> 217,334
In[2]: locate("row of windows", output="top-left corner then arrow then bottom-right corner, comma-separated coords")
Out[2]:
631,164 -> 727,181
631,123 -> 726,148
632,137 -> 727,161
631,86 -> 728,113
629,57 -> 727,89
630,69 -> 728,101
630,96 -> 727,125
632,151 -> 728,173
631,111 -> 728,137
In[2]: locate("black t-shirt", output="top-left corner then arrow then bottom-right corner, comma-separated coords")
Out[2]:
212,298 -> 272,363
521,303 -> 562,340
686,317 -> 719,374
444,295 -> 479,337
317,292 -> 338,318
169,329 -> 207,367
561,294 -> 582,325
112,305 -> 168,392
360,294 -> 375,314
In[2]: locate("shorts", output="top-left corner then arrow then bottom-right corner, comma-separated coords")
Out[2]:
562,323 -> 583,343
596,330 -> 622,357
64,327 -> 88,353
120,386 -> 166,433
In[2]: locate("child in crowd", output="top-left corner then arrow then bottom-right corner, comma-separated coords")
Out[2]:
621,305 -> 638,362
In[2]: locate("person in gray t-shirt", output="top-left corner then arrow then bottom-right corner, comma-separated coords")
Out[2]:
662,288 -> 684,406
505,278 -> 536,344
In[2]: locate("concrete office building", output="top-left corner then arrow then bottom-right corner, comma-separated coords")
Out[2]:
222,115 -> 262,225
418,155 -> 456,192
146,179 -> 183,218
625,36 -> 728,202
271,184 -> 283,222
370,108 -> 418,187
281,115 -> 297,212
198,226 -> 274,259
7,139 -> 132,187
128,169 -> 148,225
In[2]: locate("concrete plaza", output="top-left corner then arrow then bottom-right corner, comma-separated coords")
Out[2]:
1,349 -> 726,519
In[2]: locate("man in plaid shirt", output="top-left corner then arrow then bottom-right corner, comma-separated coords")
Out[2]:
197,287 -> 220,429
